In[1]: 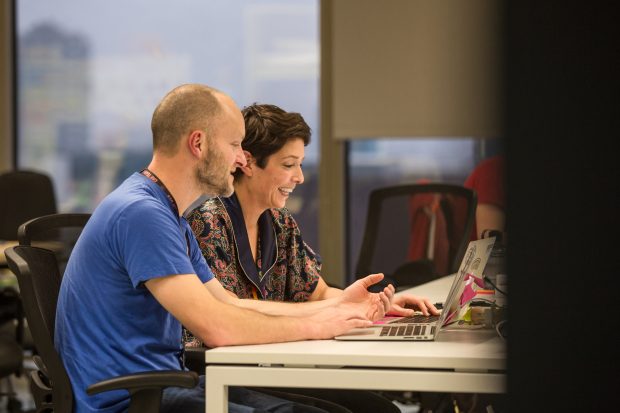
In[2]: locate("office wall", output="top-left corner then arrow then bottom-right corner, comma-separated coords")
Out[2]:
318,2 -> 347,286
0,0 -> 14,172
330,0 -> 501,139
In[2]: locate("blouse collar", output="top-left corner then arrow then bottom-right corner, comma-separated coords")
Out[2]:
221,193 -> 277,297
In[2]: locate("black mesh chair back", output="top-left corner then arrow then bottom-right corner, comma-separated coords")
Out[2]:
4,244 -> 198,413
5,245 -> 73,412
0,170 -> 57,241
18,213 -> 91,277
355,183 -> 477,290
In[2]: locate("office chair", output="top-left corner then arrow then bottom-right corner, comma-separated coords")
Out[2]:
355,183 -> 477,291
4,245 -> 198,413
18,213 -> 91,277
13,213 -> 92,379
0,170 -> 57,243
0,171 -> 48,411
0,286 -> 24,413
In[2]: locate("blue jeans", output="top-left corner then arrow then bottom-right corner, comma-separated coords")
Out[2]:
161,375 -> 331,413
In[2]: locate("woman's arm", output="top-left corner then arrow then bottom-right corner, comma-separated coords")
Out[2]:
310,275 -> 438,317
208,277 -> 336,316
308,277 -> 345,300
208,273 -> 391,320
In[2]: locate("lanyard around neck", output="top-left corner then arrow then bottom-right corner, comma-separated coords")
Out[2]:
140,168 -> 180,217
140,168 -> 192,256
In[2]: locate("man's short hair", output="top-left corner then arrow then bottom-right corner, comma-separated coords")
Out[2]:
238,103 -> 311,177
151,84 -> 223,155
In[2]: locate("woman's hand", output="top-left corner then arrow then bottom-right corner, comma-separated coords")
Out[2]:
339,273 -> 395,320
386,294 -> 439,317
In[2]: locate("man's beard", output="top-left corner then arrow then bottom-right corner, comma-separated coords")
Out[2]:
195,144 -> 234,197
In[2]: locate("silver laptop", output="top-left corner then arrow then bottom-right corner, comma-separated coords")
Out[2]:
335,237 -> 496,341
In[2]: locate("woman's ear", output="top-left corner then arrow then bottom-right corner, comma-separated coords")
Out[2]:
239,150 -> 254,176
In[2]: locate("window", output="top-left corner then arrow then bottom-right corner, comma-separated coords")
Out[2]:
17,0 -> 320,249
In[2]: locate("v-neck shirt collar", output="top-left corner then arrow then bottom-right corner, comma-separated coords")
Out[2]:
221,193 -> 277,297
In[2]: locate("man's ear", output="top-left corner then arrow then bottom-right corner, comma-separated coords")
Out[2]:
239,150 -> 254,176
187,130 -> 206,158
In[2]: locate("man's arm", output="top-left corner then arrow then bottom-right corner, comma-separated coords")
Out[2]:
145,274 -> 372,348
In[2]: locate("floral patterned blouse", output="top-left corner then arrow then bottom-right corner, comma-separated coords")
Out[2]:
183,194 -> 322,347
187,193 -> 322,302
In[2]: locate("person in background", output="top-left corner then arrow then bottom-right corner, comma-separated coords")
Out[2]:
464,154 -> 506,239
55,84 -> 389,413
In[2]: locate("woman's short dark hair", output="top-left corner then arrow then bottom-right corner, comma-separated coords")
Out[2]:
239,104 -> 311,176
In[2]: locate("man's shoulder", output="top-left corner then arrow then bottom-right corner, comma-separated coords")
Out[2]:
93,177 -> 172,230
109,175 -> 166,211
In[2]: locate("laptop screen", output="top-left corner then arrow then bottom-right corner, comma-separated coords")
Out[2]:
438,237 -> 496,329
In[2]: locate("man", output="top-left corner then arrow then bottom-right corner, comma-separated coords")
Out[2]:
55,84 -> 391,413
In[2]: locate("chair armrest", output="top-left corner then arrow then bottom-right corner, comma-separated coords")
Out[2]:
87,370 -> 198,413
86,370 -> 198,395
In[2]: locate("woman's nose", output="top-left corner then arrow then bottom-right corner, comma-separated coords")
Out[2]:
295,167 -> 304,184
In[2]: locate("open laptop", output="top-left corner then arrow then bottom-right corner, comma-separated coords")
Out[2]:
335,237 -> 496,341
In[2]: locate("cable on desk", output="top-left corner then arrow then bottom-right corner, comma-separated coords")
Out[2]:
495,319 -> 507,340
483,277 -> 507,297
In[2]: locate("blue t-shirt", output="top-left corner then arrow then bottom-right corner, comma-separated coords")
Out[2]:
55,173 -> 213,413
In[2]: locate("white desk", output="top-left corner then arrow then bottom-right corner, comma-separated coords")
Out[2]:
204,275 -> 506,412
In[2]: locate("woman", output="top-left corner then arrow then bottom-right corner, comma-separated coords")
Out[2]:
186,104 -> 437,412
187,103 -> 437,316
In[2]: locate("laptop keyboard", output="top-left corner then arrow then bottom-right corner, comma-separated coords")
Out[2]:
389,314 -> 440,324
379,324 -> 436,337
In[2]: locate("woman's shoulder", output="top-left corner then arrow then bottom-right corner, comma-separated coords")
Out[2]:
269,208 -> 305,243
269,207 -> 297,227
199,197 -> 227,213
187,198 -> 231,234
189,198 -> 226,219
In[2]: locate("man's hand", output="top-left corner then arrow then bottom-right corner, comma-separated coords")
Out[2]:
386,294 -> 439,317
308,305 -> 374,339
339,273 -> 395,320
